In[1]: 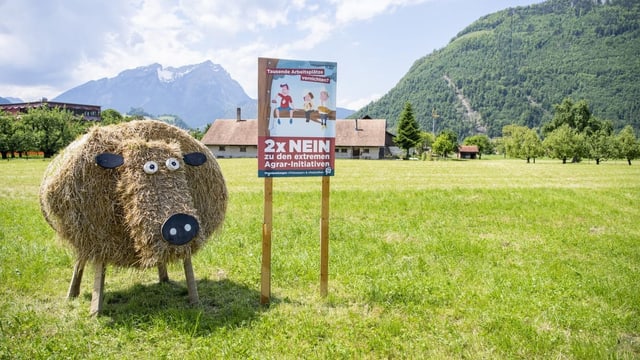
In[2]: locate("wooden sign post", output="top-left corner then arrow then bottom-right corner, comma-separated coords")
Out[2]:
257,57 -> 337,304
261,177 -> 273,304
260,176 -> 330,303
320,176 -> 330,297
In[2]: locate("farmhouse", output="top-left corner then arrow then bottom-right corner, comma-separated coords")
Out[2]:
0,98 -> 101,121
202,118 -> 395,159
201,118 -> 258,158
334,118 -> 393,159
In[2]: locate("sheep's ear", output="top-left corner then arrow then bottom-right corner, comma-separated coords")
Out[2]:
183,152 -> 207,166
96,153 -> 124,168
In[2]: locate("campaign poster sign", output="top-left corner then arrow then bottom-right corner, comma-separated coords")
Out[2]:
258,58 -> 337,177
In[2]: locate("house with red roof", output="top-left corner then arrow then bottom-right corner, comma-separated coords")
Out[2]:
457,145 -> 479,159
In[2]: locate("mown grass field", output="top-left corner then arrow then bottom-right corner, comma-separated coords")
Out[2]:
1,157 -> 639,359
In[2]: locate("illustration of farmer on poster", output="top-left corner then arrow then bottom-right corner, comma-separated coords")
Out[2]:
258,58 -> 337,177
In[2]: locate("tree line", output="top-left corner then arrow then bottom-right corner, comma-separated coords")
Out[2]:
499,98 -> 639,165
0,108 -> 206,159
0,106 -> 89,159
394,98 -> 640,165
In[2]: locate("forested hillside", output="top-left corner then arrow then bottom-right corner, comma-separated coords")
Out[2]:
353,0 -> 640,138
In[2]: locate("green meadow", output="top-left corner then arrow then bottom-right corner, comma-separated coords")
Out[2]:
1,157 -> 639,359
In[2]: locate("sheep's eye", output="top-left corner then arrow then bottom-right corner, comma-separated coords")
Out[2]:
143,161 -> 159,174
166,158 -> 180,171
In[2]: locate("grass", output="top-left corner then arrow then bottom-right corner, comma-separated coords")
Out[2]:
1,157 -> 639,359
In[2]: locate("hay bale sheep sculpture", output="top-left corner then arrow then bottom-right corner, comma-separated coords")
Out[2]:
40,120 -> 227,315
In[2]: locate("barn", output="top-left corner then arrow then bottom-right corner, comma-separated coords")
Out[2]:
457,145 -> 480,159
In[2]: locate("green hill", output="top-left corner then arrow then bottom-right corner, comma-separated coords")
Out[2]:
353,0 -> 640,138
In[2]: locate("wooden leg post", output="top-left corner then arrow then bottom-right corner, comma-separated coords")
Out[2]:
158,262 -> 169,283
90,261 -> 106,316
183,256 -> 199,305
67,258 -> 86,299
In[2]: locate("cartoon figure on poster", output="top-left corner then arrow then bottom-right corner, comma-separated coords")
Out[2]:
303,92 -> 314,123
318,90 -> 331,128
268,71 -> 336,137
273,83 -> 295,124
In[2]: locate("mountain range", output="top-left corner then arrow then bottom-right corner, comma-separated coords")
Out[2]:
0,96 -> 22,104
353,0 -> 640,138
52,61 -> 255,129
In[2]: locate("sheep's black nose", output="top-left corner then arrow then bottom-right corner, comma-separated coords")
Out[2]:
161,213 -> 199,245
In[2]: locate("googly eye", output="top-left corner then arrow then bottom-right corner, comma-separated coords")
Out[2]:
143,161 -> 159,174
165,157 -> 180,171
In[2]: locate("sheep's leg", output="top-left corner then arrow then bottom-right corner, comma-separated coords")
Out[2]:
183,256 -> 199,305
67,258 -> 86,299
158,262 -> 169,283
90,261 -> 106,316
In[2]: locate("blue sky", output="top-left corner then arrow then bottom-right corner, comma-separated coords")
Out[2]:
0,0 -> 544,110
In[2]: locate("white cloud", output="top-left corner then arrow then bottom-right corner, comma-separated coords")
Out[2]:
0,0 -> 132,87
0,84 -> 63,103
341,93 -> 382,111
208,42 -> 273,98
177,0 -> 290,34
292,13 -> 334,50
330,0 -> 429,24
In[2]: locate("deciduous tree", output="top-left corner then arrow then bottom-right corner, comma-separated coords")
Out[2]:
10,120 -> 36,158
432,134 -> 454,159
0,112 -> 13,159
101,109 -> 125,125
543,98 -> 603,136
502,124 -> 528,159
520,128 -> 544,163
543,124 -> 587,163
419,131 -> 435,154
587,120 -> 615,165
502,125 -> 543,162
617,125 -> 639,165
22,107 -> 87,158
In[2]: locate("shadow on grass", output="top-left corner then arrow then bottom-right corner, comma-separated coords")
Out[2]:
91,278 -> 279,336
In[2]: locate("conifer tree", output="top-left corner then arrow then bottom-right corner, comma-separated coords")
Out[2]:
394,102 -> 421,159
